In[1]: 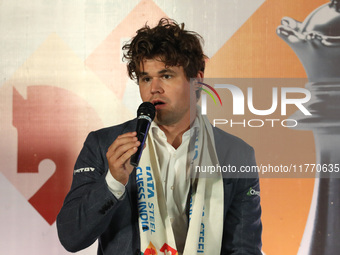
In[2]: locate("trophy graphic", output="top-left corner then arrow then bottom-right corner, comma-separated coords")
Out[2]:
277,0 -> 340,254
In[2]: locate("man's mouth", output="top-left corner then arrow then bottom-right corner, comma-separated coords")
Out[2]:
151,100 -> 166,108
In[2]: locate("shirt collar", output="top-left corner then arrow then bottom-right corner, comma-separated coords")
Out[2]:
150,117 -> 200,142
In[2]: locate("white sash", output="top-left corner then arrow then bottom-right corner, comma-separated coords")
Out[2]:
137,113 -> 224,255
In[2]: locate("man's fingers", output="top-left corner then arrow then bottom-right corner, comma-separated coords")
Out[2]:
108,131 -> 137,149
118,131 -> 137,138
107,132 -> 138,158
107,139 -> 140,162
106,131 -> 140,184
118,146 -> 138,166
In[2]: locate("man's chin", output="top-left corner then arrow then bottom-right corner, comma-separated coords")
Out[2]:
154,112 -> 173,126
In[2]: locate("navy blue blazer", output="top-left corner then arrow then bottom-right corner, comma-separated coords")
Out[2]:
57,119 -> 262,254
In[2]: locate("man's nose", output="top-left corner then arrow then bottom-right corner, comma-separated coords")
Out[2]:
150,78 -> 164,94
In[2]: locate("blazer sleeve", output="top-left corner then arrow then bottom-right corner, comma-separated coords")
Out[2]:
56,130 -> 127,252
221,146 -> 262,255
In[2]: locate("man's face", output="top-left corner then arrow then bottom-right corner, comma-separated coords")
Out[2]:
138,58 -> 199,127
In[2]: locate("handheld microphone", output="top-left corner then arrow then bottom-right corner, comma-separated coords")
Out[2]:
130,102 -> 156,167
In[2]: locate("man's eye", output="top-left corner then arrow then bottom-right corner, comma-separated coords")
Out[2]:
142,77 -> 151,83
163,74 -> 172,79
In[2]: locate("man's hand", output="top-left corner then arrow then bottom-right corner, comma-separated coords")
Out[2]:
106,132 -> 140,185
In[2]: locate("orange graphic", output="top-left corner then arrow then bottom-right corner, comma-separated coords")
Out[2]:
144,241 -> 158,255
205,1 -> 326,254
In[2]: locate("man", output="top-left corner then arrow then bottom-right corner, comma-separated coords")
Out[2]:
57,18 -> 262,255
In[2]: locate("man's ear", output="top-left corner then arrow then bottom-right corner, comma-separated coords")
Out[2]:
197,70 -> 204,79
194,71 -> 204,100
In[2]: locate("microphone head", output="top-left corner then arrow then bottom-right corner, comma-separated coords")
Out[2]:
137,102 -> 156,120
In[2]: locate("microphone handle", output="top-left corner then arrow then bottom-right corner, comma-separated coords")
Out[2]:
130,118 -> 152,167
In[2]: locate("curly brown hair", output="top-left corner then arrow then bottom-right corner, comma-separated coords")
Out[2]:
122,18 -> 207,82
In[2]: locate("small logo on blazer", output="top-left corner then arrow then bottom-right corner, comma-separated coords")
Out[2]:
247,187 -> 260,196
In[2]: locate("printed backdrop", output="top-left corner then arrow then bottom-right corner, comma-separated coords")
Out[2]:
0,0 -> 328,254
